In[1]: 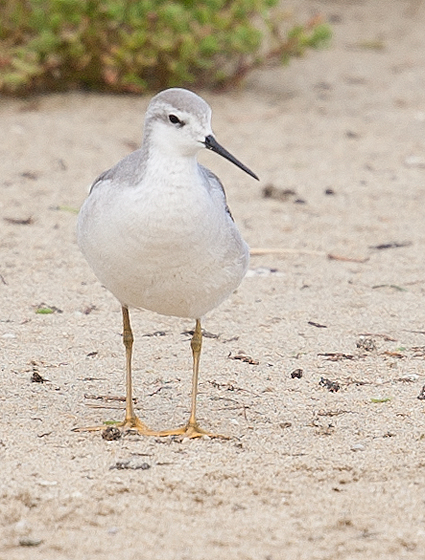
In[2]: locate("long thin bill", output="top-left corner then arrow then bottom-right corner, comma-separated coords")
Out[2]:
204,135 -> 259,181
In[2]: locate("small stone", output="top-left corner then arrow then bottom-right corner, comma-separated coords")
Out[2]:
31,371 -> 46,383
356,336 -> 376,352
404,155 -> 425,168
319,377 -> 340,392
37,479 -> 57,486
2,333 -> 16,339
417,386 -> 425,400
102,426 -> 122,441
19,538 -> 43,547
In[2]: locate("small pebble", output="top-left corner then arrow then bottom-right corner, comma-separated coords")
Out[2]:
102,426 -> 122,441
2,333 -> 16,339
19,538 -> 43,547
291,368 -> 303,379
417,385 -> 425,400
356,336 -> 376,352
14,519 -> 30,533
404,155 -> 425,167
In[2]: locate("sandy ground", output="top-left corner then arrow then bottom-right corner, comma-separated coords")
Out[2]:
2,1 -> 425,558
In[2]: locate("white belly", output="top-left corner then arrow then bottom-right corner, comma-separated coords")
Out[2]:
77,176 -> 249,319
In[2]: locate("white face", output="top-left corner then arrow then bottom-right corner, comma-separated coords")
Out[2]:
146,101 -> 213,158
141,89 -> 258,181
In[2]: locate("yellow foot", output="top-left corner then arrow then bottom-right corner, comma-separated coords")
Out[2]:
116,416 -> 159,435
158,422 -> 228,439
72,415 -> 159,436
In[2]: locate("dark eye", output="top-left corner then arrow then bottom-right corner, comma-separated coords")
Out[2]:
169,114 -> 183,126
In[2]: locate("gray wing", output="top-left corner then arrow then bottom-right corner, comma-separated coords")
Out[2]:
199,165 -> 234,221
89,149 -> 146,194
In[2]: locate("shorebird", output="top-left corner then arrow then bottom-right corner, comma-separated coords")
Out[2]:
77,88 -> 258,438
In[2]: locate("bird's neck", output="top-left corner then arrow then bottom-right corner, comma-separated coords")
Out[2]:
142,146 -> 200,187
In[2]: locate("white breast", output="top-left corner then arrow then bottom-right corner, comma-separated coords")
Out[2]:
77,162 -> 249,319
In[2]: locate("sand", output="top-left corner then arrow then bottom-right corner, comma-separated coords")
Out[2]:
2,1 -> 425,558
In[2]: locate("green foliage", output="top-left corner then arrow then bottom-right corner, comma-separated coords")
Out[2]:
0,0 -> 331,94
282,21 -> 332,62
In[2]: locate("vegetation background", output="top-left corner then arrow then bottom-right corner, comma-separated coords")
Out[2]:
0,0 -> 330,94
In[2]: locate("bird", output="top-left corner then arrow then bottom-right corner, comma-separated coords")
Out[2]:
76,88 -> 258,438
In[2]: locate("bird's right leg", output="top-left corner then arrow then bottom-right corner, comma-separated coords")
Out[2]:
73,306 -> 157,435
117,306 -> 157,433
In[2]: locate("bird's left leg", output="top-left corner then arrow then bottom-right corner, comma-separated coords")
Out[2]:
158,319 -> 226,439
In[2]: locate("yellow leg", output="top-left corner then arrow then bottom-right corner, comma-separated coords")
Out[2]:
158,319 -> 224,439
117,306 -> 157,433
73,306 -> 157,435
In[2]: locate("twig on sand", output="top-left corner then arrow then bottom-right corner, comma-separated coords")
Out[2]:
250,247 -> 368,263
250,248 -> 325,256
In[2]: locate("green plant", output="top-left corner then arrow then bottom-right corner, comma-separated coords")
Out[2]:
0,0 -> 331,94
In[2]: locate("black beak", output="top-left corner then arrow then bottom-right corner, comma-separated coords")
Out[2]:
204,135 -> 259,181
